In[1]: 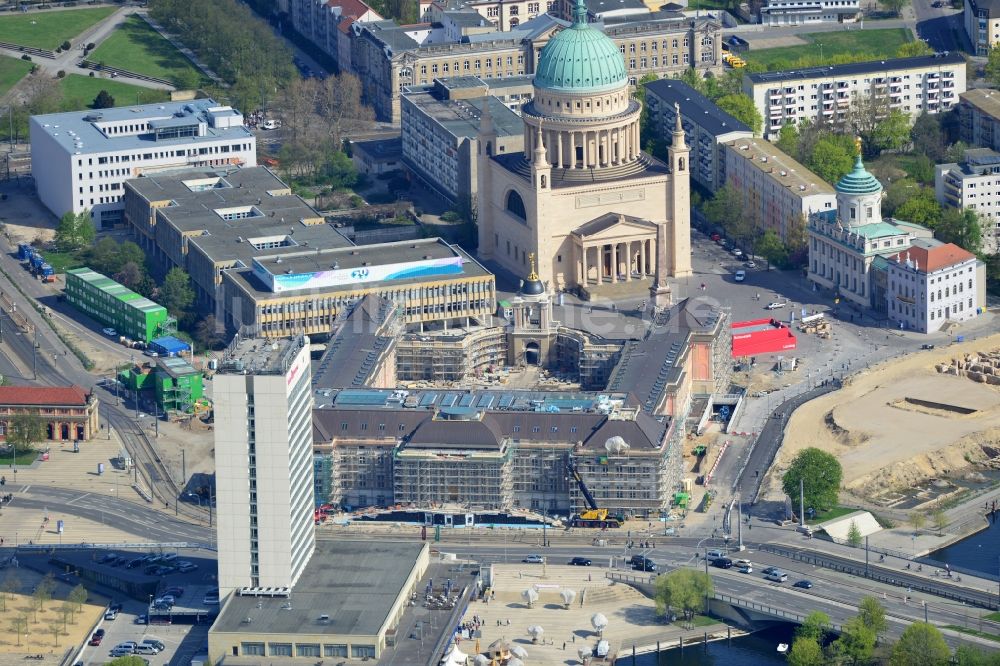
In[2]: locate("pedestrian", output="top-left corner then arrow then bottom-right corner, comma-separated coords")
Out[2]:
572,635 -> 576,643
563,642 -> 566,650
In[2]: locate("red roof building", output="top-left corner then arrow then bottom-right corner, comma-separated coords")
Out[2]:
0,385 -> 99,443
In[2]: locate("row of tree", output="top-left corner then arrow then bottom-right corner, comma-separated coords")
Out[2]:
699,184 -> 807,268
1,572 -> 89,647
149,0 -> 297,115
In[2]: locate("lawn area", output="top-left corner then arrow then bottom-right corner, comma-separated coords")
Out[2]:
986,612 -> 1000,622
0,6 -> 115,51
746,29 -> 913,71
810,506 -> 859,522
58,74 -> 170,110
686,0 -> 731,8
0,448 -> 45,466
88,15 -> 205,87
944,626 -> 1000,643
0,55 -> 32,97
39,249 -> 84,274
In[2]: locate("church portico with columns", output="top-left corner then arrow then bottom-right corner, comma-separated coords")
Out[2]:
476,0 -> 691,297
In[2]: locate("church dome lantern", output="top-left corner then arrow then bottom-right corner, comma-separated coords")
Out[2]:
533,0 -> 628,93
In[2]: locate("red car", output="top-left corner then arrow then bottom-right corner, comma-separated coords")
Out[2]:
89,632 -> 103,646
710,233 -> 721,241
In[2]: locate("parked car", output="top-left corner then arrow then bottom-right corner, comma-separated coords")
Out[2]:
203,593 -> 220,605
102,327 -> 117,337
765,302 -> 786,310
710,233 -> 721,241
165,586 -> 184,597
569,557 -> 592,566
745,260 -> 757,269
732,248 -> 743,258
793,580 -> 813,589
104,609 -> 118,621
177,562 -> 198,573
110,647 -> 134,657
89,633 -> 103,646
522,555 -> 544,564
141,639 -> 165,652
134,614 -> 147,625
113,642 -> 138,652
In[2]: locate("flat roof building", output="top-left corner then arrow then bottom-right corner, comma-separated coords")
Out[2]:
744,54 -> 966,140
209,540 -> 429,662
644,78 -> 753,192
30,99 -> 256,228
214,335 -> 315,596
723,137 -> 836,241
402,78 -> 525,204
959,89 -> 1000,152
935,147 -> 1000,254
964,0 -> 1000,55
123,167 -> 348,319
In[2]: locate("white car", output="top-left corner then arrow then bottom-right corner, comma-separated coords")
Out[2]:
765,302 -> 786,310
522,554 -> 544,564
732,248 -> 743,258
734,270 -> 746,282
102,327 -> 117,337
745,260 -> 757,269
735,559 -> 752,569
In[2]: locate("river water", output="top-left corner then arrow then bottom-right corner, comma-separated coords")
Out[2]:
927,511 -> 1000,577
614,625 -> 794,665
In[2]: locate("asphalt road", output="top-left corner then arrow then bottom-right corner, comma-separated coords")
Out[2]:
912,0 -> 967,53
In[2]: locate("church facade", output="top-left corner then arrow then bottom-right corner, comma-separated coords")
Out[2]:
476,0 -> 692,297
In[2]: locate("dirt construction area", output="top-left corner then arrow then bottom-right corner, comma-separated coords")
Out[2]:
762,333 -> 1000,504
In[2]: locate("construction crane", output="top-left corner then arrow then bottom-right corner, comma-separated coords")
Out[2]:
567,461 -> 623,528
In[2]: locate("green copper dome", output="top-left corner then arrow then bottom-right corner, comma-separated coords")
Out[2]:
534,0 -> 627,93
836,154 -> 882,195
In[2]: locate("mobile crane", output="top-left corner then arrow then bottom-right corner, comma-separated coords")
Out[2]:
568,461 -> 623,528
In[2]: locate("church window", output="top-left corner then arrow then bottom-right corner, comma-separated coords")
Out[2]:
540,175 -> 547,188
557,254 -> 562,262
679,157 -> 685,171
672,39 -> 678,48
866,207 -> 872,218
506,190 -> 527,221
619,45 -> 626,54
683,53 -> 689,64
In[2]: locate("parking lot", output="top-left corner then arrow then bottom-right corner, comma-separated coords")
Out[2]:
23,548 -> 218,666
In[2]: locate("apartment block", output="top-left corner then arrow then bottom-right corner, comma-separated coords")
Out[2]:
29,100 -> 255,228
744,53 -> 966,140
401,78 -> 524,204
965,0 -> 1000,56
723,138 -> 836,242
758,0 -> 860,26
644,78 -> 753,192
214,335 -> 315,596
289,0 -> 383,70
959,89 -> 1000,152
935,148 -> 1000,254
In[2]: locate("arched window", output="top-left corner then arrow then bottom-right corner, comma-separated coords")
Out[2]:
540,175 -> 547,189
506,190 -> 527,220
678,157 -> 685,171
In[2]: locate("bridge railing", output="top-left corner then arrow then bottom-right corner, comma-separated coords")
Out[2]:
713,592 -> 843,632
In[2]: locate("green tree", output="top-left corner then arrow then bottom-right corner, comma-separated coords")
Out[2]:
7,414 -> 46,455
954,644 -> 1000,666
776,122 -> 800,159
0,572 -> 21,612
882,0 -> 908,15
173,69 -> 201,91
68,584 -> 87,619
796,610 -> 830,643
703,184 -> 743,232
680,68 -> 704,94
113,262 -> 146,293
910,511 -> 926,533
716,93 -> 763,135
931,508 -> 948,534
897,40 -> 932,57
754,229 -> 788,270
895,190 -> 942,228
9,613 -> 27,646
107,658 -> 148,666
911,113 -> 945,162
781,447 -> 843,512
54,210 -> 94,253
92,90 -> 115,109
890,622 -> 950,666
31,573 -> 54,622
834,616 -> 877,665
194,315 -> 226,350
654,569 -> 713,621
159,267 -> 195,318
858,596 -> 888,642
908,153 -> 935,185
936,208 -> 983,254
987,47 -> 1000,88
787,637 -> 825,666
873,110 -> 912,153
808,136 -> 854,184
847,519 -> 863,547
884,180 -> 921,217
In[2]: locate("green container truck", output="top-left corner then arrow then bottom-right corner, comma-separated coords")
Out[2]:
65,267 -> 176,343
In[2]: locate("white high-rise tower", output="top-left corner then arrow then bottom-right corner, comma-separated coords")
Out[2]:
214,335 -> 315,596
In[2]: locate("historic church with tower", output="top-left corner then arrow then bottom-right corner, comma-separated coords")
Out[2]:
476,0 -> 692,300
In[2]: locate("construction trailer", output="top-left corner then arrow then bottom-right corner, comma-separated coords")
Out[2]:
64,267 -> 176,343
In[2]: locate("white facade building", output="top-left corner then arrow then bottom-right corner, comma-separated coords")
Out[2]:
744,53 -> 967,140
758,0 -> 860,26
214,335 -> 316,597
29,99 -> 256,228
964,0 -> 1000,56
935,148 -> 1000,254
884,238 -> 982,333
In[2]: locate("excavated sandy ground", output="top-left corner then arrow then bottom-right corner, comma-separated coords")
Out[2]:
762,333 -> 1000,502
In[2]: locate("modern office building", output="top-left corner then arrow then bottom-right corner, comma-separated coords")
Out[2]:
64,268 -> 176,343
934,148 -> 1000,254
29,100 -> 256,228
402,78 -> 525,203
883,238 -> 983,333
965,0 -> 1000,55
123,167 -> 346,319
644,78 -> 753,192
958,89 -> 1000,152
757,0 -> 860,26
0,386 -> 99,443
744,54 -> 967,140
722,137 -> 836,242
476,0 -> 692,296
214,335 -> 316,596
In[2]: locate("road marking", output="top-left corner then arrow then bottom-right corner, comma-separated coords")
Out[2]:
20,485 -> 30,493
67,493 -> 90,505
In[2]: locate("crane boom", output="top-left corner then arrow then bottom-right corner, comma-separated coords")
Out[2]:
568,461 -> 599,511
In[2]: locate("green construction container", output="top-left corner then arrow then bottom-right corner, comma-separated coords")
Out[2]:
154,357 -> 204,413
64,267 -> 177,343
